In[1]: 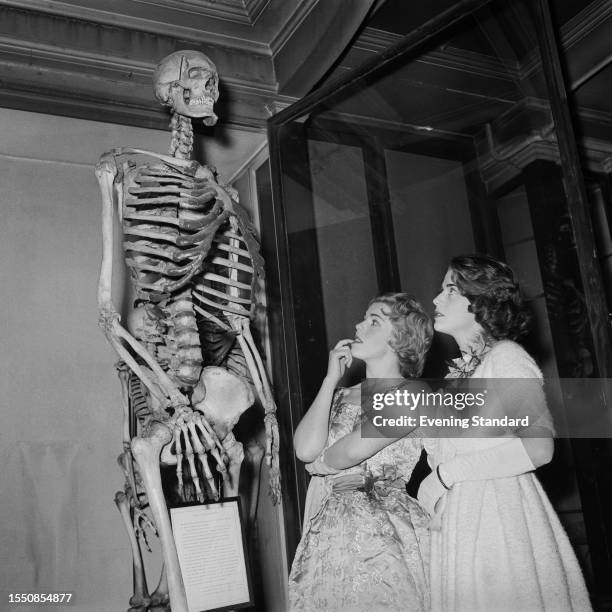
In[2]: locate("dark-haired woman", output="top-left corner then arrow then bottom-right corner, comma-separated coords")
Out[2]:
419,254 -> 591,611
288,293 -> 433,611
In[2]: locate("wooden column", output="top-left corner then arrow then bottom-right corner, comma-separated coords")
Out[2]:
533,0 -> 612,377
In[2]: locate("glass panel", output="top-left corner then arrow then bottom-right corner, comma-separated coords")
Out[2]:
386,149 -> 474,306
308,140 -> 379,343
268,0 -> 610,582
271,0 -> 572,390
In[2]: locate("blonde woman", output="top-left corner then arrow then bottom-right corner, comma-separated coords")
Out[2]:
289,293 -> 433,612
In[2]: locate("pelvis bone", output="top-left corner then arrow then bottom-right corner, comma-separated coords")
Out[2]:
159,366 -> 254,500
192,366 -> 254,439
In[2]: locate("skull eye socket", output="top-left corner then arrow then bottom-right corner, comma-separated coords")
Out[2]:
188,67 -> 208,79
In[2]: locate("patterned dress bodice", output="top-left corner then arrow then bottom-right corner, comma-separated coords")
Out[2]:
290,388 -> 431,612
325,387 -> 422,482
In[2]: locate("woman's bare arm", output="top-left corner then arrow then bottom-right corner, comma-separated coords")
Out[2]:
293,339 -> 354,462
322,379 -> 428,468
293,377 -> 338,462
323,427 -> 400,469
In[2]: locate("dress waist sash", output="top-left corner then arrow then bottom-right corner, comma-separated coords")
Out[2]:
330,473 -> 406,495
330,474 -> 364,492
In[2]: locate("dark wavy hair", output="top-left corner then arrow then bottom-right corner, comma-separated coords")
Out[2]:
449,254 -> 531,341
370,293 -> 433,377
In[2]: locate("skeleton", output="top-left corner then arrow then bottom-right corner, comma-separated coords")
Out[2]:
96,50 -> 280,612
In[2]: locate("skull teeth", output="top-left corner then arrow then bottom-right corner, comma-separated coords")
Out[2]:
188,96 -> 213,106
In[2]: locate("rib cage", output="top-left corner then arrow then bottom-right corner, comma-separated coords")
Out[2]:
122,163 -> 227,303
121,161 -> 230,389
118,157 -> 266,392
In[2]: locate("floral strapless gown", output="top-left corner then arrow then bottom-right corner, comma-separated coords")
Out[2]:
288,389 -> 430,612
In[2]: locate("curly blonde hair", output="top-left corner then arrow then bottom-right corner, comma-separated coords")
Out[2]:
369,293 -> 433,377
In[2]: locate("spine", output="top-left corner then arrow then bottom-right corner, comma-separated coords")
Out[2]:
167,291 -> 202,389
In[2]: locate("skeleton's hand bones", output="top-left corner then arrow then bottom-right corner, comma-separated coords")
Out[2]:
168,407 -> 228,502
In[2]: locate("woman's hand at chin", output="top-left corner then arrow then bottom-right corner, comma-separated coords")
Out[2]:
324,339 -> 354,385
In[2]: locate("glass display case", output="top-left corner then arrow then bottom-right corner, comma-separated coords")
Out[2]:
262,0 -> 612,604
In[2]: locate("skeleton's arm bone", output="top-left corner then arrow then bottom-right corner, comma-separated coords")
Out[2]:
96,153 -> 118,312
96,152 -> 187,410
102,317 -> 167,406
116,361 -> 132,449
235,321 -> 281,503
116,363 -> 141,506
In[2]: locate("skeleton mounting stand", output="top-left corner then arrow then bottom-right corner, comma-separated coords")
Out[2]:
96,50 -> 280,612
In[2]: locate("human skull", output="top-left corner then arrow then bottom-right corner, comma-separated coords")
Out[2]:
153,50 -> 219,125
